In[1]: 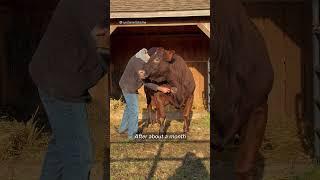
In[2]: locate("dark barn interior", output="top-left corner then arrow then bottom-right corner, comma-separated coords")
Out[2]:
244,1 -> 314,155
0,0 -> 59,121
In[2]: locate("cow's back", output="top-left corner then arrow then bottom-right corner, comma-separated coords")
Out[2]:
168,54 -> 195,107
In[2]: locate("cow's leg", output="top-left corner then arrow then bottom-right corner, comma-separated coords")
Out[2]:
155,109 -> 158,124
145,88 -> 152,126
182,95 -> 194,133
156,94 -> 166,135
234,102 -> 268,180
147,103 -> 153,126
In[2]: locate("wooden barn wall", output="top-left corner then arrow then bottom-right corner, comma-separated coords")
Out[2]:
244,2 -> 310,138
111,32 -> 209,110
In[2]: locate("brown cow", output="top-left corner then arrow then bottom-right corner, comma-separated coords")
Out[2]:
213,0 -> 274,179
142,47 -> 195,134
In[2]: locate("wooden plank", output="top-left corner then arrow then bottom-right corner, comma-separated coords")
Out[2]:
110,20 -> 210,37
111,10 -> 210,19
112,22 -> 198,27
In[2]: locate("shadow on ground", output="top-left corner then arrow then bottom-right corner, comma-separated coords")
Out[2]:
168,152 -> 210,180
212,146 -> 265,180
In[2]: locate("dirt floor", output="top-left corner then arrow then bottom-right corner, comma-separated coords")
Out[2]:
109,95 -> 211,179
0,94 -> 106,180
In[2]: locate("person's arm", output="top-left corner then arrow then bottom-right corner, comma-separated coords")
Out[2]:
144,83 -> 159,91
144,83 -> 171,93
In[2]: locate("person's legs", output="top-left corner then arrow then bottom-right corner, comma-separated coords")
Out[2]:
118,102 -> 129,133
39,89 -> 93,180
40,137 -> 63,180
122,92 -> 139,139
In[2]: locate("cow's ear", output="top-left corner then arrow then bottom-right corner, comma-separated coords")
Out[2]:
165,50 -> 175,62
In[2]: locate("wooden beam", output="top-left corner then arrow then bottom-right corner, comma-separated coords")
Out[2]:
111,10 -> 210,19
110,21 -> 210,39
110,25 -> 117,35
197,23 -> 210,38
112,22 -> 198,27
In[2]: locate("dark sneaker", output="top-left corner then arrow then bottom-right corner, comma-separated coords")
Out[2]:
113,126 -> 127,134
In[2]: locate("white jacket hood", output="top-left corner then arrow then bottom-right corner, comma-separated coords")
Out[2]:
135,48 -> 150,63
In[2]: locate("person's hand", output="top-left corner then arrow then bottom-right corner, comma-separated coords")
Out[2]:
138,70 -> 146,79
157,86 -> 171,93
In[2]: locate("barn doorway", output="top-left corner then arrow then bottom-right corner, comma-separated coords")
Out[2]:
110,25 -> 210,110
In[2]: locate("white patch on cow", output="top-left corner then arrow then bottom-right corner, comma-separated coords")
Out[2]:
135,48 -> 150,63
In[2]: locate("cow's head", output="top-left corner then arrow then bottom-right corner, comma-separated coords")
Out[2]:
142,47 -> 175,82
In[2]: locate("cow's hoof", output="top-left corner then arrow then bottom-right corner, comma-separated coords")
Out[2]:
183,126 -> 189,133
159,127 -> 165,135
145,121 -> 150,127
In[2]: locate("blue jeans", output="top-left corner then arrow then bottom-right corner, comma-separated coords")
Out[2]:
119,90 -> 139,139
38,89 -> 93,180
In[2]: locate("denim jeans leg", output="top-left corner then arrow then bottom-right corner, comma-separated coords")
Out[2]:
40,137 -> 63,180
38,89 -> 93,180
119,104 -> 129,133
122,93 -> 139,139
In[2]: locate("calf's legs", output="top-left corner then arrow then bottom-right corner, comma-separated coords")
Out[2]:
147,103 -> 153,125
235,102 -> 268,180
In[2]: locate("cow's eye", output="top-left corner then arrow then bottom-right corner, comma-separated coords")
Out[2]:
154,58 -> 160,63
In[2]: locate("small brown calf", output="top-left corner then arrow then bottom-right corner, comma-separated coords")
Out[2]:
144,83 -> 194,134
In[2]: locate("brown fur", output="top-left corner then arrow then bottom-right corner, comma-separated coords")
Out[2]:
143,48 -> 196,133
144,82 -> 194,134
213,0 -> 274,179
